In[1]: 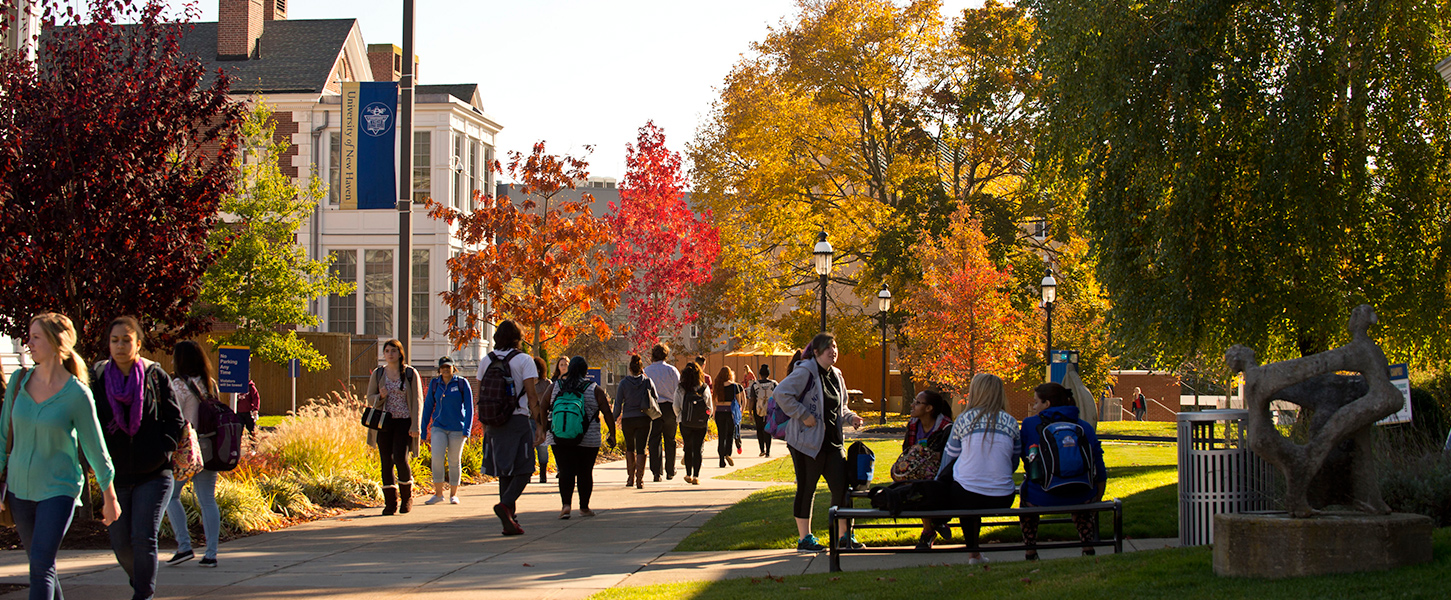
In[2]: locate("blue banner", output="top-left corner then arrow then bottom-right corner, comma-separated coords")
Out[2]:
218,346 -> 251,394
340,81 -> 399,210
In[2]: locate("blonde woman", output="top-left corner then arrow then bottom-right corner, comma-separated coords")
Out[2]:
1,314 -> 120,600
937,372 -> 1020,565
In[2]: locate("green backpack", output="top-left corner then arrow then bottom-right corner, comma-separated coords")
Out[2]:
550,381 -> 591,446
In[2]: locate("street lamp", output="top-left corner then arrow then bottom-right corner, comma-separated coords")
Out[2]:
1041,268 -> 1057,373
877,283 -> 891,424
813,230 -> 834,333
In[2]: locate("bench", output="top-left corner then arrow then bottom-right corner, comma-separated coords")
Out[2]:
826,499 -> 1123,572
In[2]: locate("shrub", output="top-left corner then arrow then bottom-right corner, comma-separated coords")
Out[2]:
1381,451 -> 1451,526
259,392 -> 377,477
298,470 -> 381,507
255,475 -> 318,518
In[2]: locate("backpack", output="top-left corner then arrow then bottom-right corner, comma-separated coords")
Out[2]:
188,379 -> 243,472
476,350 -> 522,427
868,481 -> 949,517
679,385 -> 711,427
846,441 -> 875,489
763,371 -> 814,440
751,379 -> 777,416
1034,414 -> 1096,496
549,380 -> 593,446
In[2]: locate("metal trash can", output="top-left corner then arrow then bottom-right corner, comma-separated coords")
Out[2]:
1177,409 -> 1276,545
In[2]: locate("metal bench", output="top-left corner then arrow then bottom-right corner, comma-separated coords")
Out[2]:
826,498 -> 1123,572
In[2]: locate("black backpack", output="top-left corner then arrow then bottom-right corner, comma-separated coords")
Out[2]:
187,379 -> 243,472
476,350 -> 521,426
868,481 -> 949,517
679,385 -> 711,427
846,441 -> 875,489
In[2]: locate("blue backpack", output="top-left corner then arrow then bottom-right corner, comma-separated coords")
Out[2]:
846,441 -> 875,489
1036,415 -> 1095,496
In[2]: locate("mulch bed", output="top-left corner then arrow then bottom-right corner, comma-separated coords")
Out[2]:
0,516 -> 115,551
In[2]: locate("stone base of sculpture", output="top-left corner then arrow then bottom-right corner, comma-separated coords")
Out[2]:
1213,512 -> 1432,578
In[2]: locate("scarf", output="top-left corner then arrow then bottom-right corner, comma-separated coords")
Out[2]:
104,360 -> 146,436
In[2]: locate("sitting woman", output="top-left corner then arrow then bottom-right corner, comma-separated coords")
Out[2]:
1018,382 -> 1108,560
900,389 -> 953,549
937,372 -> 1019,565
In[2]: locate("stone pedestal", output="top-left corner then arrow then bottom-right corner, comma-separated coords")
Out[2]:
1214,512 -> 1433,578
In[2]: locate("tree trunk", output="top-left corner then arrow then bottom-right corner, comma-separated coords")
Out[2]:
900,366 -> 916,417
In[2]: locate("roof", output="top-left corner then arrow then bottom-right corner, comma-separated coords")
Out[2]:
417,84 -> 481,106
176,19 -> 358,94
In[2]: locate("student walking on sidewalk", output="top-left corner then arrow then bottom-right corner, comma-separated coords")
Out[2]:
478,321 -> 542,536
1,313 -> 121,600
365,339 -> 423,516
642,344 -> 680,482
748,365 -> 778,457
422,356 -> 473,505
773,333 -> 864,553
163,341 -> 224,567
91,316 -> 187,600
613,355 -> 658,489
549,357 -> 615,519
713,367 -> 743,468
675,363 -> 711,484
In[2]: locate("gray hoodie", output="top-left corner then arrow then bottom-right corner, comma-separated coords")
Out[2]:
772,359 -> 858,459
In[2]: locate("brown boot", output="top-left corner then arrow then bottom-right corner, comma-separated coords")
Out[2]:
382,486 -> 398,516
399,482 -> 413,513
624,453 -> 636,487
634,453 -> 647,489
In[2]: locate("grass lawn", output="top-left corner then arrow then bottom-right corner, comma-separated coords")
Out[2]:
257,415 -> 286,428
687,441 -> 1176,551
597,528 -> 1451,600
1097,421 -> 1177,438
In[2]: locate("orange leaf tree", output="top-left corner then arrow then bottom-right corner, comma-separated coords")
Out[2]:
427,142 -> 632,355
900,208 -> 1029,391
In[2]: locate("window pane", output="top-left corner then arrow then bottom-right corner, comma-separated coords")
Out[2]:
467,140 -> 478,213
411,249 -> 429,338
364,250 -> 393,337
327,250 -> 356,333
413,131 -> 430,204
329,132 -> 342,206
453,134 -> 464,209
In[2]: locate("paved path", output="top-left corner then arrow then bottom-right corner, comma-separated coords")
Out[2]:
0,450 -> 1177,599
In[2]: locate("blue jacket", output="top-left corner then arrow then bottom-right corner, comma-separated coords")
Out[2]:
422,376 -> 474,433
1020,405 -> 1107,506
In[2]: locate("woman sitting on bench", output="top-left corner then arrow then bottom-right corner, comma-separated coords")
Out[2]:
937,373 -> 1019,565
1019,382 -> 1108,560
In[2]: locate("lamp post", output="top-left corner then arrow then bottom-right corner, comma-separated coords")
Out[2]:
813,230 -> 834,333
877,283 -> 891,425
1041,268 -> 1057,373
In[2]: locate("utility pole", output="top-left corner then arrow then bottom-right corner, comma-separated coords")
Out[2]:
397,0 -> 415,357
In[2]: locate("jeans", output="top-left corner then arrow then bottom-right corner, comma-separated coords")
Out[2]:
648,403 -> 678,477
377,417 -> 413,487
9,492 -> 75,600
679,425 -> 708,478
430,427 -> 466,486
110,473 -> 174,600
552,445 -> 600,509
715,412 -> 736,466
788,445 -> 847,519
536,444 -> 549,477
164,470 -> 219,560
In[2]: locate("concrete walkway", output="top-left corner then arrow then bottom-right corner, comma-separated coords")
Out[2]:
0,450 -> 1177,599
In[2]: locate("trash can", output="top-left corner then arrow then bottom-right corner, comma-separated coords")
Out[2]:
1177,409 -> 1276,546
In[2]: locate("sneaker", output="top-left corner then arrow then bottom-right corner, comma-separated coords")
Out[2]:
796,534 -> 827,553
424,495 -> 444,505
198,557 -> 217,568
449,496 -> 460,505
165,550 -> 194,566
837,534 -> 865,550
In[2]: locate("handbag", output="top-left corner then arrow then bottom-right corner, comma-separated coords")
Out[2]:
1,368 -> 27,528
643,379 -> 662,420
891,426 -> 950,483
172,422 -> 204,484
361,406 -> 390,430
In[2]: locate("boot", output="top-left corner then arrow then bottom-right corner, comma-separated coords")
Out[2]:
399,481 -> 413,513
382,485 -> 398,516
634,453 -> 647,489
624,453 -> 637,487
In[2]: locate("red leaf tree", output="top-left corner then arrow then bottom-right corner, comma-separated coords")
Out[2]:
0,0 -> 244,357
606,122 -> 719,352
427,142 -> 633,355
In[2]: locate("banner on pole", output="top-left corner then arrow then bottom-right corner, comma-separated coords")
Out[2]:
340,81 -> 399,210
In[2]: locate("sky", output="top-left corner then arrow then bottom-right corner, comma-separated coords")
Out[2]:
167,0 -> 984,182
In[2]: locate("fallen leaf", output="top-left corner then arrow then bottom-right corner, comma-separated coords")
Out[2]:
1021,578 -> 1032,584
1030,568 -> 1040,573
800,587 -> 812,590
522,563 -> 533,567
829,577 -> 841,582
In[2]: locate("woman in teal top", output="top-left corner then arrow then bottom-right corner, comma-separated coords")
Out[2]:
0,313 -> 120,600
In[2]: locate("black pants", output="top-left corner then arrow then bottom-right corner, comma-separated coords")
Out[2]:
680,425 -> 708,478
648,403 -> 678,477
238,411 -> 257,436
377,417 -> 413,486
715,412 -> 736,466
622,416 -> 652,454
944,481 -> 1015,549
753,414 -> 772,455
552,445 -> 600,509
788,445 -> 848,520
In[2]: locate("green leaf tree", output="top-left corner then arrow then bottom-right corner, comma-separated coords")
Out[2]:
195,102 -> 354,370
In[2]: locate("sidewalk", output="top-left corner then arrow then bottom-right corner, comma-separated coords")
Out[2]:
0,449 -> 1177,599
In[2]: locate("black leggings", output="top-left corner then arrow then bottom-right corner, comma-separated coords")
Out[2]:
622,416 -> 652,454
715,413 -> 736,465
377,418 -> 413,486
788,445 -> 847,520
552,445 -> 600,509
680,425 -> 708,478
944,481 -> 1015,549
753,414 -> 772,455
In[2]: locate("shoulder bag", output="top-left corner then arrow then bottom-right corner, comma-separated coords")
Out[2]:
1,368 -> 29,527
361,367 -> 391,430
641,378 -> 662,420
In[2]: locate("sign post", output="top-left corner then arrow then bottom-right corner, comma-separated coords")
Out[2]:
217,346 -> 251,411
288,358 -> 302,415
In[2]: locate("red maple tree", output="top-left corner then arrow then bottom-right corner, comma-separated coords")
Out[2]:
606,122 -> 719,352
427,142 -> 632,355
0,0 -> 244,357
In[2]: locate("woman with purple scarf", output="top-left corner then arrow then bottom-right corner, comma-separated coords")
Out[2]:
89,316 -> 185,600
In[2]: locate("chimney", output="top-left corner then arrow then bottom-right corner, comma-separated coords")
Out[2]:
367,44 -> 401,82
217,0 -> 264,61
264,0 -> 287,21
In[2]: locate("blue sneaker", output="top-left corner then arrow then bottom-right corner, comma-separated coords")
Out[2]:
796,534 -> 827,553
837,534 -> 865,550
